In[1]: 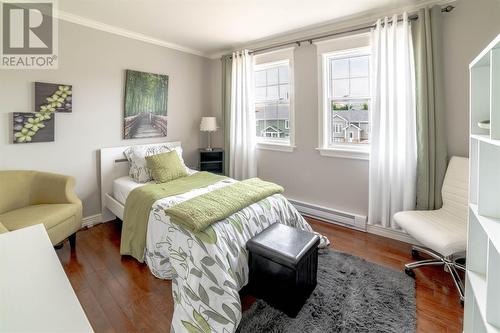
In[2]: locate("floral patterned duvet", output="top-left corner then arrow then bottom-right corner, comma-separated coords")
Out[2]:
143,179 -> 329,333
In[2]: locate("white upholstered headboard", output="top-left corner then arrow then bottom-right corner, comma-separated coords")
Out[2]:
99,141 -> 181,221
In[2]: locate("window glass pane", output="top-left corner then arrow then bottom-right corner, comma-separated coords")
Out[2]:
279,84 -> 289,100
349,56 -> 369,78
326,51 -> 371,144
332,79 -> 349,98
278,65 -> 289,84
330,98 -> 370,144
255,87 -> 266,101
267,85 -> 279,100
331,58 -> 349,79
254,61 -> 291,143
350,77 -> 369,96
267,67 -> 279,85
255,70 -> 267,87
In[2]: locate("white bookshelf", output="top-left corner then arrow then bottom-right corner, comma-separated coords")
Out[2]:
464,33 -> 500,333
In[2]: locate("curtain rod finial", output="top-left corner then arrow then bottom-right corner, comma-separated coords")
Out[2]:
442,5 -> 455,13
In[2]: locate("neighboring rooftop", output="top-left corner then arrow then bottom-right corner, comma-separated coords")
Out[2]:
333,110 -> 369,123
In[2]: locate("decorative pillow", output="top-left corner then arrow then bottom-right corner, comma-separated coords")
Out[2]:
124,144 -> 188,183
146,151 -> 188,183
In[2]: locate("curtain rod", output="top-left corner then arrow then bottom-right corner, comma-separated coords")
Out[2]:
247,5 -> 454,56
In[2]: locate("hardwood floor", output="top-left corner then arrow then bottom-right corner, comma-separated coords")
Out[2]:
56,218 -> 463,333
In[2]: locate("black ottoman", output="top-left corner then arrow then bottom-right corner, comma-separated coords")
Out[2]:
246,223 -> 320,317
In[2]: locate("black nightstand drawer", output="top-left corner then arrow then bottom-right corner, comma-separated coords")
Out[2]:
201,152 -> 223,162
199,148 -> 224,174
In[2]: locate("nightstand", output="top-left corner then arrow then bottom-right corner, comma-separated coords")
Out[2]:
199,148 -> 224,174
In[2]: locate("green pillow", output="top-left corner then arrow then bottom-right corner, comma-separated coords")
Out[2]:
145,151 -> 188,183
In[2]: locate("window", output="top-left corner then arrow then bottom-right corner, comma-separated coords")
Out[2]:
322,48 -> 371,149
254,60 -> 292,145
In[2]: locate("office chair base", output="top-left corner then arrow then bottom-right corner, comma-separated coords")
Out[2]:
405,245 -> 465,304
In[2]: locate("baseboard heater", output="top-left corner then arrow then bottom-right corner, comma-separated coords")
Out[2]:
288,199 -> 367,231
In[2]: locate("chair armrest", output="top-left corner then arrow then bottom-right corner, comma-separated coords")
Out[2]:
31,172 -> 82,205
0,222 -> 9,234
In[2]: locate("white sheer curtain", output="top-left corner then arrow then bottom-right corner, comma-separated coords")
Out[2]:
229,50 -> 257,180
368,13 -> 417,229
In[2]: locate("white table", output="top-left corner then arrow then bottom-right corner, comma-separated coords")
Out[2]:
0,224 -> 93,333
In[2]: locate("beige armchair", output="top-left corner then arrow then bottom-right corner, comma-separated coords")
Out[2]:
0,170 -> 82,248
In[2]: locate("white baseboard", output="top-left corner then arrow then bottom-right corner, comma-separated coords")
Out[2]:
82,214 -> 103,228
366,224 -> 418,245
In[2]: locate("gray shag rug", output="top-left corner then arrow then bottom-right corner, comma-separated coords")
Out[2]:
237,250 -> 416,333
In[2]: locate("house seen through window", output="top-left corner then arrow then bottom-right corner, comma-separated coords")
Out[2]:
327,51 -> 370,145
254,60 -> 290,143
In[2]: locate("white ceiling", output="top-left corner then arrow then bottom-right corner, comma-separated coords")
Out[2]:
59,0 -> 428,58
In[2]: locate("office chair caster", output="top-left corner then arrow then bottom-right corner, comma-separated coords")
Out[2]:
405,267 -> 415,278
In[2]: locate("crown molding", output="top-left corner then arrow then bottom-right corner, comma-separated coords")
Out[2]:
55,0 -> 456,61
56,10 -> 210,58
208,0 -> 456,59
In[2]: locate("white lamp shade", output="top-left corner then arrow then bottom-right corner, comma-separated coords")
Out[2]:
200,117 -> 218,132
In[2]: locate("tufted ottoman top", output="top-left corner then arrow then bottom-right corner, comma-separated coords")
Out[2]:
246,223 -> 320,268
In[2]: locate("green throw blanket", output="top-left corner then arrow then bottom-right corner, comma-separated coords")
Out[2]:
165,178 -> 284,233
120,172 -> 227,262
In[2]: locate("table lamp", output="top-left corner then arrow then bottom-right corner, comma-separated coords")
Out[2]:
200,117 -> 217,151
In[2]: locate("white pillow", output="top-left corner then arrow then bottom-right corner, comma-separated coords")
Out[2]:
124,144 -> 188,183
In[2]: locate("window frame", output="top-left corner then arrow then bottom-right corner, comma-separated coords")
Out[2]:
254,53 -> 295,152
318,46 -> 371,160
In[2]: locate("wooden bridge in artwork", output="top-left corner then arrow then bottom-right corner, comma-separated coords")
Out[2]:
124,113 -> 168,139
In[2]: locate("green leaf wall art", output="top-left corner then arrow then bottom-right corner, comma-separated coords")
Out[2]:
12,83 -> 72,144
35,82 -> 73,113
12,112 -> 55,143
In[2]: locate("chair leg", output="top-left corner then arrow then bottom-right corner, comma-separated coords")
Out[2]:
448,263 -> 465,302
69,233 -> 76,249
411,245 -> 445,261
405,258 -> 444,270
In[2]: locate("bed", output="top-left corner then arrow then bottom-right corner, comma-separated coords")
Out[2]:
100,142 -> 329,333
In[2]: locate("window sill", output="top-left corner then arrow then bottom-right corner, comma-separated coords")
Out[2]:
257,142 -> 296,152
316,147 -> 369,160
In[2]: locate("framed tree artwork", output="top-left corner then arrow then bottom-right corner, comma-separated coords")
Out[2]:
124,70 -> 169,139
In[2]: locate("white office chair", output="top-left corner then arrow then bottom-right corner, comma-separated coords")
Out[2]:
394,156 -> 468,303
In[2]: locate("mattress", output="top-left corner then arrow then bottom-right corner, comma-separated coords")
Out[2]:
112,176 -> 146,205
112,169 -> 198,205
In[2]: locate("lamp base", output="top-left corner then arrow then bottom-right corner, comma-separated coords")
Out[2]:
205,132 -> 213,152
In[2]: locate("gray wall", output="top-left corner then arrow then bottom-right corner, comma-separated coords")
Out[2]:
442,0 -> 500,157
0,20 -> 211,217
209,0 -> 500,218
